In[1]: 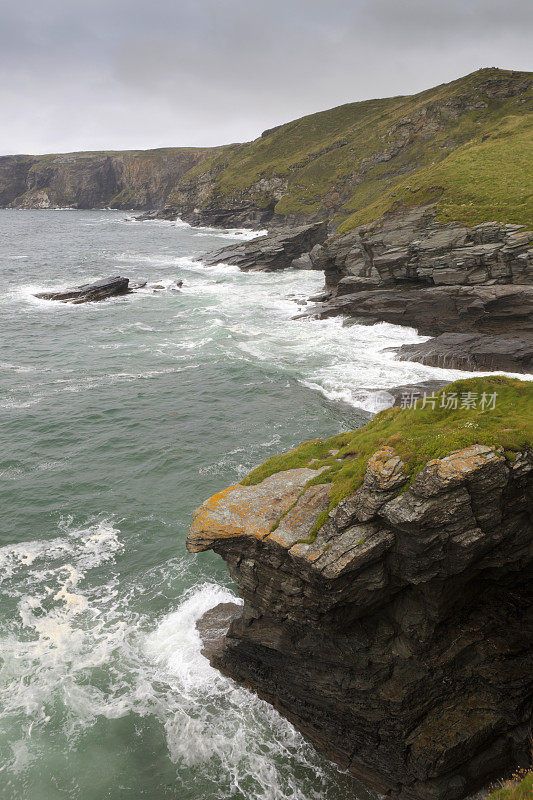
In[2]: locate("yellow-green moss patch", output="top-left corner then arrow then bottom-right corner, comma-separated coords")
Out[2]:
242,377 -> 533,537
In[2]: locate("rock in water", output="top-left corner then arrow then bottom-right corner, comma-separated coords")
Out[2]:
396,332 -> 533,373
35,276 -> 131,303
187,416 -> 533,799
199,221 -> 328,272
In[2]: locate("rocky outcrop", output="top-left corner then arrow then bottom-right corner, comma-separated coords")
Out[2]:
188,443 -> 533,800
305,283 -> 533,373
0,148 -> 215,210
35,276 -> 136,303
159,159 -> 287,229
397,333 -> 533,374
200,222 -> 328,271
307,284 -> 533,337
317,205 -> 533,292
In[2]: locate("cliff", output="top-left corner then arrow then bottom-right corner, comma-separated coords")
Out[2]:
301,204 -> 533,374
160,68 -> 532,230
1,68 -> 530,227
187,377 -> 533,800
0,147 -> 218,210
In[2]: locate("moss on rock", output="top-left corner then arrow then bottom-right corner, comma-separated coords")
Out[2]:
242,376 -> 533,534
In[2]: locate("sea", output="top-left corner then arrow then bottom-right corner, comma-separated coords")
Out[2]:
0,209 -> 500,800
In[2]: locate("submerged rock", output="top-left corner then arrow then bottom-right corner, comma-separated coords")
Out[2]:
35,276 -> 132,304
199,221 -> 328,272
187,384 -> 533,800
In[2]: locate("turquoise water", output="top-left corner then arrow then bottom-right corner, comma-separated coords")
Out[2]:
0,210 -> 472,800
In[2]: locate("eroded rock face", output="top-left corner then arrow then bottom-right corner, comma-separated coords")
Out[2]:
304,283 -> 533,373
198,222 -> 328,272
318,206 -> 533,291
0,149 -> 212,210
396,332 -> 533,373
188,445 -> 533,800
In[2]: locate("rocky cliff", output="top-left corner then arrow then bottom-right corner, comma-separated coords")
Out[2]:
187,377 -> 533,800
160,68 -> 532,231
301,204 -> 533,374
0,147 -> 217,210
3,69 -> 529,228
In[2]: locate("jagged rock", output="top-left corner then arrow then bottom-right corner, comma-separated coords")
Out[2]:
291,253 -> 314,270
199,222 -> 328,271
307,284 -> 533,337
35,276 -> 131,303
187,444 -> 533,800
397,333 -> 533,373
318,206 -> 533,290
304,284 -> 533,373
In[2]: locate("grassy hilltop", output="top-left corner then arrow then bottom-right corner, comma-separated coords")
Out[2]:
2,68 -> 531,228
242,376 -> 533,538
165,67 -> 532,230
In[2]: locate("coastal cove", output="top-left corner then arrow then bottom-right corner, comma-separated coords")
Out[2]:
2,208 -> 516,800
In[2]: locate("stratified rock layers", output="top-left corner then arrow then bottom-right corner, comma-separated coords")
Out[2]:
187,446 -> 533,800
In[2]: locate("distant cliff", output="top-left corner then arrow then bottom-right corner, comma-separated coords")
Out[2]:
0,147 -> 217,210
1,68 -> 531,229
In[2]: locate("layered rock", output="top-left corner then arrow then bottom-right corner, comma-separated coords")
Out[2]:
35,276 -> 135,303
188,444 -> 533,800
397,333 -> 533,374
316,206 -> 533,292
0,148 -> 215,210
305,282 -> 533,374
199,222 -> 328,271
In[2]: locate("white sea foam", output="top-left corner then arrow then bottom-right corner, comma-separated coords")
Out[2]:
175,217 -> 267,240
0,523 -> 342,799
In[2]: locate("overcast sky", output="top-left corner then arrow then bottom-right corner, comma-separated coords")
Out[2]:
1,0 -> 531,155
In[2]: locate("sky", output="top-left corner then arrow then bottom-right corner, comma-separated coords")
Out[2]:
1,0 -> 532,155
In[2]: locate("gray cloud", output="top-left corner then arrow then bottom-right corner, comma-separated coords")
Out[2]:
0,0 -> 531,154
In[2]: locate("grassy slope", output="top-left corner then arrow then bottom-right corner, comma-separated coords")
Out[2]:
487,772 -> 532,799
173,68 -> 532,230
241,376 -> 532,538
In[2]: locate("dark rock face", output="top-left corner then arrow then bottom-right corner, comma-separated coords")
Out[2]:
318,206 -> 533,291
188,446 -> 533,800
35,276 -> 132,303
308,284 -> 533,337
385,380 -> 452,406
397,333 -> 533,373
200,222 -> 328,271
305,284 -> 533,373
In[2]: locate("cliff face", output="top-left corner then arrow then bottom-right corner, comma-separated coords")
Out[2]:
160,68 -> 532,231
187,378 -> 533,800
314,205 -> 533,293
1,69 -> 530,229
0,147 -> 215,210
301,204 -> 533,374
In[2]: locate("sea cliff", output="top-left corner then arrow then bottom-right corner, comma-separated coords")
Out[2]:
0,147 -> 216,210
187,377 -> 533,800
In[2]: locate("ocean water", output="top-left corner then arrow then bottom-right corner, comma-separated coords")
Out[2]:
0,210 -> 497,800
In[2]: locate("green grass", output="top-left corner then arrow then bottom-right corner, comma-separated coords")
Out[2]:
165,67 -> 532,231
487,771 -> 533,799
241,377 -> 533,538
